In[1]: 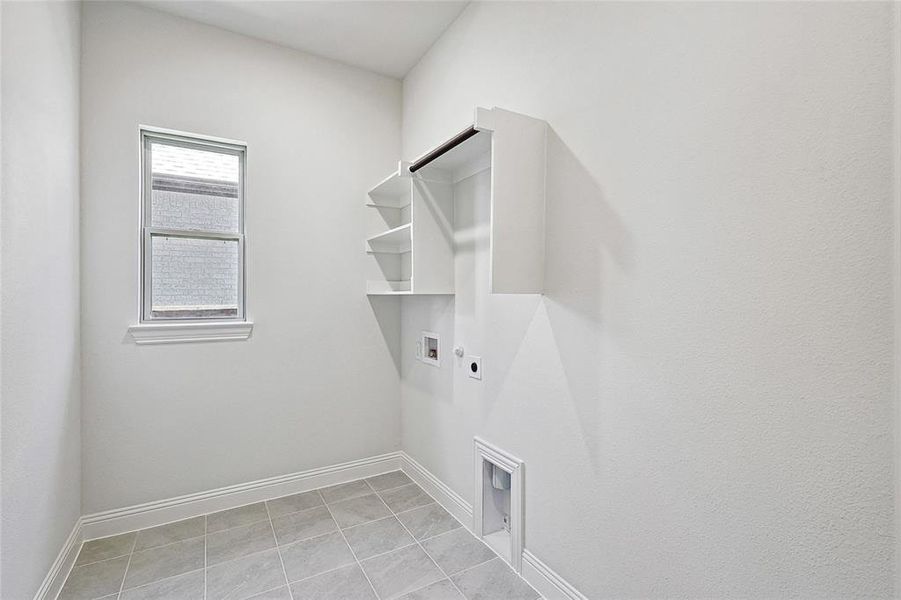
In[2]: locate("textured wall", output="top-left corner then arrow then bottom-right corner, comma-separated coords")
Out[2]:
80,2 -> 402,512
400,2 -> 897,597
1,2 -> 83,598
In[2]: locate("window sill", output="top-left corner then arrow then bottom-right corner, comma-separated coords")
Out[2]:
128,321 -> 253,345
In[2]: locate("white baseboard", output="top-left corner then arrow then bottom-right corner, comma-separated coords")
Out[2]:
399,451 -> 585,600
522,550 -> 588,600
81,452 -> 401,540
399,452 -> 473,528
33,518 -> 83,600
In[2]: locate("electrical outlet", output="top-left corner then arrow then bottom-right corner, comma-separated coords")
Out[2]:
467,356 -> 482,380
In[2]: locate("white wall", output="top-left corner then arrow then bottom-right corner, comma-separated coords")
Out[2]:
895,6 -> 901,597
401,3 -> 897,598
80,3 -> 402,512
1,2 -> 82,598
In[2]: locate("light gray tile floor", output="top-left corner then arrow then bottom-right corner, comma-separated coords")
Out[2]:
59,472 -> 540,600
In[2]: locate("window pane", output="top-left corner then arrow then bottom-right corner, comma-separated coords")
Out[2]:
150,142 -> 239,233
150,235 -> 239,319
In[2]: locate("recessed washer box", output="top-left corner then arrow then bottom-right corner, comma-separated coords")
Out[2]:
420,331 -> 440,367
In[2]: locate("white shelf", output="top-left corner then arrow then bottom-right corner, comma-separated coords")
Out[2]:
366,247 -> 410,255
366,223 -> 411,246
366,201 -> 410,210
366,280 -> 411,295
368,171 -> 409,198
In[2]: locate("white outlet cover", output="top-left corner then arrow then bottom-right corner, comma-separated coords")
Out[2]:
467,356 -> 482,380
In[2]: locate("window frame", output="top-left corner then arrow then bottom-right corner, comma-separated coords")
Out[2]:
139,127 -> 247,324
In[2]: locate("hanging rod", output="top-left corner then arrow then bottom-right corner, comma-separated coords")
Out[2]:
408,126 -> 479,173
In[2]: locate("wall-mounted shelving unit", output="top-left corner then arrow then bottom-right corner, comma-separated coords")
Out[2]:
364,163 -> 453,295
365,107 -> 547,296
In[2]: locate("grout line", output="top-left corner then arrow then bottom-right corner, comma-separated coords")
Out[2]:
377,482 -> 418,498
349,540 -> 419,564
84,513 -> 207,545
130,532 -> 206,556
391,508 -> 468,600
321,486 -> 378,507
205,508 -> 349,573
284,560 -> 356,585
264,501 -> 295,600
69,551 -> 133,570
267,500 -> 329,523
110,567 -> 206,599
374,485 -> 433,517
318,474 -> 418,506
417,523 -> 466,544
266,487 -> 325,505
398,577 -> 454,599
364,475 -> 416,495
340,514 -> 401,534
362,488 -> 390,512
318,478 -> 377,506
449,556 -> 503,579
206,515 -> 272,537
391,500 -> 441,518
277,528 -> 343,550
320,490 -> 383,600
201,544 -> 281,570
75,525 -> 207,571
240,583 -> 293,599
325,492 -> 382,510
114,533 -> 139,599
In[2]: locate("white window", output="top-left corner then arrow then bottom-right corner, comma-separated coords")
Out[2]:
140,129 -> 246,323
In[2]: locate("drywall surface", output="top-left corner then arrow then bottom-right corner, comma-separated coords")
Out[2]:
81,2 -> 401,512
1,1 -> 82,597
893,5 -> 901,596
401,2 -> 897,597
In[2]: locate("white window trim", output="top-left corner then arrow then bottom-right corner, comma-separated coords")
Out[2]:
131,126 -> 252,344
128,321 -> 253,345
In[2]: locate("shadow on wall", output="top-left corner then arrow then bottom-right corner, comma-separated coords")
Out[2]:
368,296 -> 402,373
543,127 -> 634,472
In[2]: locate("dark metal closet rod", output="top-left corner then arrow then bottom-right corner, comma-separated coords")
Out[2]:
408,126 -> 479,173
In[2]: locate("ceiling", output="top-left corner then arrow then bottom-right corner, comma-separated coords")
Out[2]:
138,1 -> 469,78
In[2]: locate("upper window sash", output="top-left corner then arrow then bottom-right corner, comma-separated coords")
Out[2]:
141,131 -> 246,232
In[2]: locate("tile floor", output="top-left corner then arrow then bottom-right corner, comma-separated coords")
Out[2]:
59,471 -> 540,600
